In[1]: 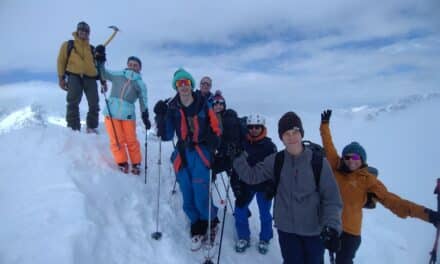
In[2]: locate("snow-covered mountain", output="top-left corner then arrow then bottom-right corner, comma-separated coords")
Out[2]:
0,81 -> 439,263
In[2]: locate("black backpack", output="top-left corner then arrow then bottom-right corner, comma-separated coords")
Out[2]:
265,140 -> 324,200
364,166 -> 379,209
64,40 -> 95,73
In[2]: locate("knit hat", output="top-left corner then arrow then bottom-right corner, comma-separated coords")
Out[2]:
172,68 -> 196,90
213,90 -> 226,105
127,56 -> 142,69
278,111 -> 304,140
77,21 -> 90,32
342,142 -> 367,163
200,76 -> 212,86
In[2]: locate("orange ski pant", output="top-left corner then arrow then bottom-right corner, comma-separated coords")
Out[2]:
104,117 -> 141,165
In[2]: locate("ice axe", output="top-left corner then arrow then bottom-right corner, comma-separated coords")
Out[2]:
103,25 -> 120,47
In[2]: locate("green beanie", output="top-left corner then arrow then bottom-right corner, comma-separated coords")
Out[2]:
342,141 -> 367,163
172,68 -> 196,90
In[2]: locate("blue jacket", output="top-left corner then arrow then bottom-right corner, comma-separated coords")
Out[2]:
99,67 -> 148,120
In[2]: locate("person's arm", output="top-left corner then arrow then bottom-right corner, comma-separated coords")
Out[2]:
137,80 -> 148,113
319,110 -> 340,171
319,158 -> 343,233
232,152 -> 275,185
368,177 -> 430,222
56,42 -> 69,89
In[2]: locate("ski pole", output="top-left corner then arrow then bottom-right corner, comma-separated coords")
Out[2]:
102,91 -> 120,150
214,182 -> 225,205
429,178 -> 440,264
151,139 -> 163,240
203,169 -> 215,264
220,172 -> 235,212
171,138 -> 178,195
217,169 -> 231,264
329,250 -> 336,264
144,133 -> 148,184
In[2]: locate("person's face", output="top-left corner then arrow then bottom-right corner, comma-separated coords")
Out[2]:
281,128 -> 302,147
127,60 -> 141,73
213,102 -> 225,113
77,29 -> 90,40
247,125 -> 263,137
200,79 -> 212,95
343,153 -> 363,171
176,79 -> 192,96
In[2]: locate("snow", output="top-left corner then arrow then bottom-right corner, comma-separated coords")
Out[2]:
0,81 -> 439,263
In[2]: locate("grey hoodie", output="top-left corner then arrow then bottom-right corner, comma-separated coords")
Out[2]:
233,146 -> 342,236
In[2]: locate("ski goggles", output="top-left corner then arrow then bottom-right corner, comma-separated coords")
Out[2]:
247,125 -> 263,130
200,81 -> 211,86
213,99 -> 225,105
175,79 -> 192,87
343,154 -> 361,161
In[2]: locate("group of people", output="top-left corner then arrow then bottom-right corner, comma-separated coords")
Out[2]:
57,21 -> 440,264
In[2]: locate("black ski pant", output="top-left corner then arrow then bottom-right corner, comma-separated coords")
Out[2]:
66,74 -> 99,130
277,230 -> 324,264
336,232 -> 361,264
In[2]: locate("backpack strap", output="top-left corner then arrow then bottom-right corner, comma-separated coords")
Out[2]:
273,150 -> 285,192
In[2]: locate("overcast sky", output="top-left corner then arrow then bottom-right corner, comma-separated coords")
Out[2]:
0,0 -> 439,113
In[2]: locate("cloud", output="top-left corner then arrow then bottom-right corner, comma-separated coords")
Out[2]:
0,0 -> 439,112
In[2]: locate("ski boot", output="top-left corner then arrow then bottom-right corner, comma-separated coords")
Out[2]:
131,164 -> 141,175
257,240 -> 269,254
118,162 -> 129,174
235,239 -> 250,253
191,235 -> 204,251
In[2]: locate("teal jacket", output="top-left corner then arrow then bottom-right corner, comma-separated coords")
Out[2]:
99,67 -> 148,120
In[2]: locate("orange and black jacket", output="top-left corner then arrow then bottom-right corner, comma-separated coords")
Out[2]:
320,122 -> 429,236
161,92 -> 221,172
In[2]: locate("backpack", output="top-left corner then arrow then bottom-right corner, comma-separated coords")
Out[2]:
265,140 -> 324,200
64,40 -> 95,73
364,166 -> 379,209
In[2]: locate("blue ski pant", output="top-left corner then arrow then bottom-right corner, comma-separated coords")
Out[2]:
234,191 -> 273,242
336,232 -> 361,264
174,148 -> 218,224
278,230 -> 324,264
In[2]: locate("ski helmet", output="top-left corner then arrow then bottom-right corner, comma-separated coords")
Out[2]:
246,113 -> 266,127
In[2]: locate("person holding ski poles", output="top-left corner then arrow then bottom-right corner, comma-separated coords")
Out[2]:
94,47 -> 150,175
229,111 -> 343,264
56,21 -> 100,133
230,113 -> 277,254
319,109 -> 440,264
153,68 -> 222,251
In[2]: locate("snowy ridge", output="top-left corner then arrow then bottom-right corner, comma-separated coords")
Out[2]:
340,92 -> 440,120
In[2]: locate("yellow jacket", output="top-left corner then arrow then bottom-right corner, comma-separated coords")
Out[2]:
57,32 -> 97,78
320,123 -> 429,236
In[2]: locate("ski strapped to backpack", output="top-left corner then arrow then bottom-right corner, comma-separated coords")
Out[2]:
266,140 -> 324,200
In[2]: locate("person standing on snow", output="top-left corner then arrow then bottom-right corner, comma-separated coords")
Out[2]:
153,68 -> 222,251
319,109 -> 440,264
56,21 -> 100,133
229,111 -> 343,264
94,47 -> 150,175
231,113 -> 277,254
210,90 -> 247,178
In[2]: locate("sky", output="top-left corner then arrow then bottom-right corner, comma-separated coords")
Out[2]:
1,0 -> 439,114
0,82 -> 439,264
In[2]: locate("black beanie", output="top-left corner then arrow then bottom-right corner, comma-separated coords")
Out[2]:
278,111 -> 304,140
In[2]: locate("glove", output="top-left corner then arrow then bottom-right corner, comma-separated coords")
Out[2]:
142,110 -> 151,130
58,76 -> 68,91
94,45 -> 106,64
153,100 -> 168,116
100,81 -> 108,93
426,208 -> 440,227
225,143 -> 243,159
321,109 -> 332,124
320,226 -> 341,252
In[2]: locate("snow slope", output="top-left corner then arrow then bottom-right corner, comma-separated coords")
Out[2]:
0,81 -> 439,263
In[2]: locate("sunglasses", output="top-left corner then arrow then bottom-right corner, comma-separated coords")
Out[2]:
201,81 -> 211,86
343,154 -> 361,161
247,125 -> 263,130
176,79 -> 192,87
213,99 -> 225,105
